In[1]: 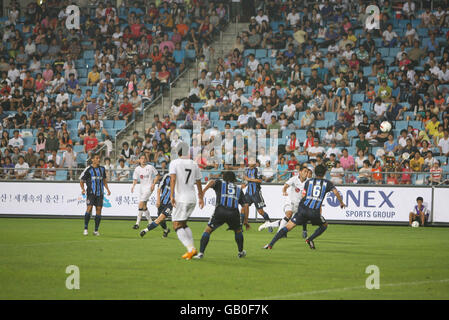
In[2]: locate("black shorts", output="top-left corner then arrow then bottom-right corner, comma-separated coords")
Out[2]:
208,206 -> 241,231
157,203 -> 173,217
245,191 -> 266,210
86,194 -> 104,207
291,204 -> 326,226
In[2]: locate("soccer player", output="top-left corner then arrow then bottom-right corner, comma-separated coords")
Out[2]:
409,196 -> 429,227
131,154 -> 160,229
242,159 -> 273,231
80,153 -> 111,236
140,172 -> 172,237
169,143 -> 204,260
258,165 -> 309,238
264,165 -> 346,250
194,171 -> 250,259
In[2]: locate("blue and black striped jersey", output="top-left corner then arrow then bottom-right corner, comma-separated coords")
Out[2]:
80,166 -> 107,197
159,173 -> 171,206
300,178 -> 336,210
213,180 -> 246,209
245,167 -> 262,196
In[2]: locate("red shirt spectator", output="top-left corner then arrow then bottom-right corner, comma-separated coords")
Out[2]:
119,102 -> 134,116
287,157 -> 298,171
84,133 -> 99,153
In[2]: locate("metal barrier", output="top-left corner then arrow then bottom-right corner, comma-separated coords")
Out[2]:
1,167 -> 448,186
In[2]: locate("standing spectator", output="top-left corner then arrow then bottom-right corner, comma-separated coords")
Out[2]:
45,129 -> 59,152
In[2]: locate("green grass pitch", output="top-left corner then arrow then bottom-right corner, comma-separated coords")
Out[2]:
1,218 -> 448,300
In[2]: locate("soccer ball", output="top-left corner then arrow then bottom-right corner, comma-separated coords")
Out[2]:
411,221 -> 420,228
380,121 -> 392,132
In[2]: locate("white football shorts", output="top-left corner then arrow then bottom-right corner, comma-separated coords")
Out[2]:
283,202 -> 299,214
139,188 -> 152,202
172,202 -> 196,221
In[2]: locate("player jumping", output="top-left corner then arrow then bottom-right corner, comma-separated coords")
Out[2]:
194,171 -> 250,259
80,153 -> 111,236
140,172 -> 172,238
264,165 -> 345,250
169,143 -> 204,260
242,159 -> 273,232
258,164 -> 309,238
131,154 -> 159,229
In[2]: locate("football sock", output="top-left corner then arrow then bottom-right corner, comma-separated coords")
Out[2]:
94,215 -> 102,232
308,225 -> 327,241
278,217 -> 289,231
269,227 -> 288,247
235,231 -> 244,252
240,213 -> 245,223
160,220 -> 168,230
302,223 -> 307,231
144,210 -> 152,222
199,232 -> 210,254
147,221 -> 158,232
84,212 -> 91,229
262,212 -> 271,221
184,227 -> 195,251
136,209 -> 143,225
175,228 -> 190,250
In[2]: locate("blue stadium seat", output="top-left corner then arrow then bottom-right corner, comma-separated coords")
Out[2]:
408,120 -> 423,130
114,120 -> 126,130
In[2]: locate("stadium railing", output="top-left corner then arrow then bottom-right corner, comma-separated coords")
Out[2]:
1,168 -> 448,186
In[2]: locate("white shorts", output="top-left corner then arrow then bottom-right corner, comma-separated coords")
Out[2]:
139,190 -> 152,202
172,202 -> 196,221
284,202 -> 299,215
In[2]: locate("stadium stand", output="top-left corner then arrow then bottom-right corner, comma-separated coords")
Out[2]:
2,0 -> 449,186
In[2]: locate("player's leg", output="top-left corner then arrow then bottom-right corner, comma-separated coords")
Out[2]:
229,211 -> 246,258
194,225 -> 216,259
306,214 -> 328,249
264,219 -> 298,249
173,203 -> 197,259
420,213 -> 425,226
409,212 -> 415,226
93,205 -> 102,235
83,204 -> 94,235
140,213 -> 166,236
302,223 -> 308,238
134,201 -> 145,229
142,202 -> 153,223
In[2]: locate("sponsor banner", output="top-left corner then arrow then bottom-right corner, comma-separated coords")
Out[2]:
0,183 -> 439,223
260,185 -> 433,222
433,188 -> 449,223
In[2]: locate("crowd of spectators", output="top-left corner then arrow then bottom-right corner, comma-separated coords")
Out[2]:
0,0 -> 229,180
125,0 -> 449,185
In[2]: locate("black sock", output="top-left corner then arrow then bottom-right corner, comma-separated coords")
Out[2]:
94,215 -> 102,232
160,220 -> 167,230
240,213 -> 245,223
302,223 -> 307,231
199,232 -> 210,254
235,231 -> 244,252
283,217 -> 289,222
84,212 -> 91,229
308,225 -> 327,241
147,221 -> 158,231
262,212 -> 271,222
269,227 -> 288,247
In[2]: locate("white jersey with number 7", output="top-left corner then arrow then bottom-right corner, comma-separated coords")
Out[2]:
169,158 -> 202,204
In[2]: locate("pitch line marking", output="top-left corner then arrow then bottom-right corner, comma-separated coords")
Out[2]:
253,279 -> 449,299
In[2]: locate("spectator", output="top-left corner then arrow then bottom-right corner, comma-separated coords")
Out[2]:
14,155 -> 29,180
45,130 -> 59,153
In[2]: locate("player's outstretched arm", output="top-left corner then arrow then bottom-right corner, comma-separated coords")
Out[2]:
282,183 -> 289,196
104,178 -> 111,196
80,180 -> 86,195
202,180 -> 215,194
170,174 -> 176,207
333,188 -> 346,208
196,179 -> 204,209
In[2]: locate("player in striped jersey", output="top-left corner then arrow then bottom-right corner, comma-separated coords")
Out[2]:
140,173 -> 172,238
194,171 -> 249,259
264,165 -> 345,250
258,165 -> 310,238
80,153 -> 111,236
242,160 -> 273,232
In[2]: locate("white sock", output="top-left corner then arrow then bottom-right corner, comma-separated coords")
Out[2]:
184,227 -> 195,251
136,210 -> 143,225
144,210 -> 152,222
176,228 -> 191,251
278,218 -> 289,232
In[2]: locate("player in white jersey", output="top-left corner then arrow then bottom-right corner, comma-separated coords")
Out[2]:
169,143 -> 204,260
131,154 -> 160,229
259,164 -> 310,238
